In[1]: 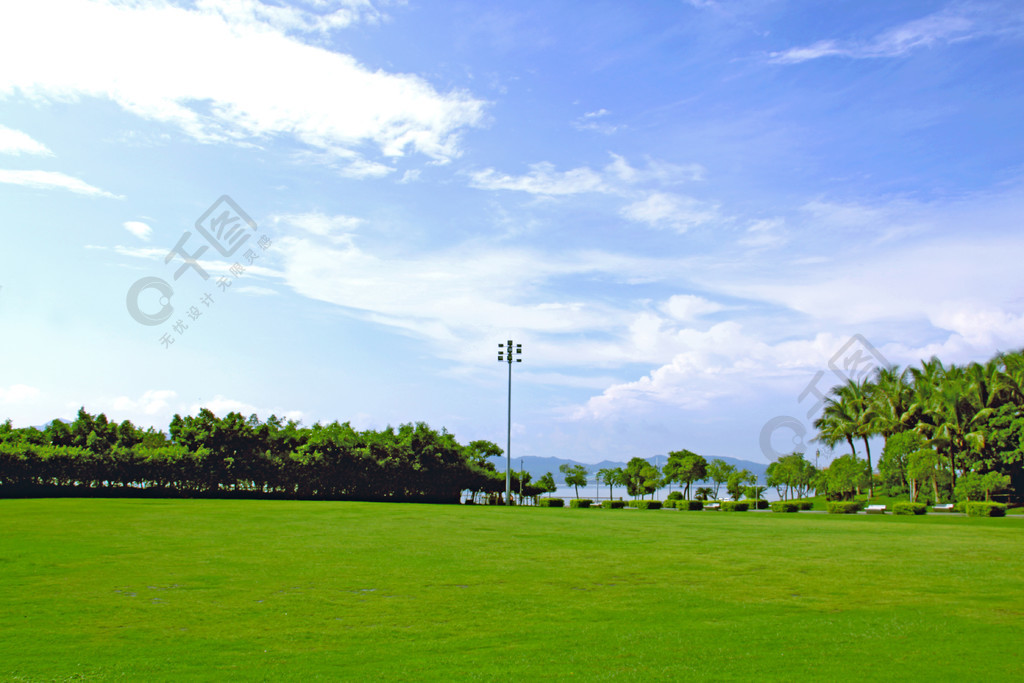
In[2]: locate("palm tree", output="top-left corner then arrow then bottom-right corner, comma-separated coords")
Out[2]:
995,350 -> 1024,406
869,365 -> 913,441
834,378 -> 879,496
910,359 -> 990,488
814,380 -> 877,496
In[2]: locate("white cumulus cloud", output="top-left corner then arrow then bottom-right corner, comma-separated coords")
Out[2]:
123,220 -> 153,240
0,0 -> 485,168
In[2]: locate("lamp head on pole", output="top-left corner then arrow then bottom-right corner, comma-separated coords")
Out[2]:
498,339 -> 524,365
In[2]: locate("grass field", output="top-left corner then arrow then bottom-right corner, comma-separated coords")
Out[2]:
2,499 -> 1023,680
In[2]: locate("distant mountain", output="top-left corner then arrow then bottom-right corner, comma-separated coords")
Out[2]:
488,453 -> 769,484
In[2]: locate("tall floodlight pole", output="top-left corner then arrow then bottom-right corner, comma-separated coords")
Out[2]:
498,339 -> 522,506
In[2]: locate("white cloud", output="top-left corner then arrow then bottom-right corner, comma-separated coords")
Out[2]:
660,294 -> 725,322
470,153 -> 704,197
277,233 -> 631,344
470,161 -> 609,195
235,286 -> 278,296
769,7 -> 987,64
0,169 -> 122,198
271,212 -> 363,243
620,192 -> 717,232
123,220 -> 153,240
738,217 -> 787,248
196,0 -> 382,34
111,389 -> 178,416
0,124 -> 52,156
0,384 -> 42,404
572,108 -> 619,134
0,0 -> 485,166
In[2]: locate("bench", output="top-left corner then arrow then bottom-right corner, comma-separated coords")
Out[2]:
933,503 -> 955,511
865,504 -> 886,514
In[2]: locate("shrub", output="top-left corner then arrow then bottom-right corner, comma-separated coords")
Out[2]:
676,500 -> 703,511
742,499 -> 769,510
666,491 -> 683,501
633,500 -> 663,510
661,500 -> 677,508
827,501 -> 863,514
965,501 -> 1007,517
720,501 -> 749,512
569,499 -> 593,508
601,500 -> 625,509
794,500 -> 814,511
770,501 -> 800,513
538,498 -> 564,507
892,502 -> 927,516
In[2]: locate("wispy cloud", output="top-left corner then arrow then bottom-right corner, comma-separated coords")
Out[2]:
196,0 -> 383,35
469,161 -> 609,195
620,192 -> 717,232
0,124 -> 53,156
769,7 -> 991,64
0,169 -> 122,198
572,108 -> 619,134
470,153 -> 704,196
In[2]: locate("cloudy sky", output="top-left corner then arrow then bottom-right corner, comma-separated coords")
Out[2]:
2,0 -> 1023,465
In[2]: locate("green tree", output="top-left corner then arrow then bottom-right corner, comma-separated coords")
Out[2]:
726,469 -> 754,501
597,467 -> 624,499
694,486 -> 713,501
907,448 -> 945,503
537,472 -> 557,497
814,454 -> 868,501
766,452 -> 816,500
624,457 -> 659,499
706,459 -> 735,500
877,430 -> 925,496
559,463 -> 588,499
465,440 -> 502,471
666,450 -> 707,500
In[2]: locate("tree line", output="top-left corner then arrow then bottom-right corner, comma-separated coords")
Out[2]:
557,452 -> 768,502
0,408 -> 546,503
812,348 -> 1024,503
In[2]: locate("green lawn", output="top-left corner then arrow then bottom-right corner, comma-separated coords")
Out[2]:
2,499 -> 1023,680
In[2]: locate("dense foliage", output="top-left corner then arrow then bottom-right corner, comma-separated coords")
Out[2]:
0,408 -> 540,504
813,349 -> 1024,502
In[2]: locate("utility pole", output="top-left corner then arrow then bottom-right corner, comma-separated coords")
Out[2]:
498,339 -> 522,506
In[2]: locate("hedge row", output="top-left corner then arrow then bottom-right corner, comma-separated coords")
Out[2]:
569,499 -> 593,508
827,501 -> 863,514
601,500 -> 626,509
893,502 -> 928,515
770,501 -> 800,513
633,500 -> 663,510
538,497 -> 564,507
720,501 -> 749,512
965,501 -> 1007,517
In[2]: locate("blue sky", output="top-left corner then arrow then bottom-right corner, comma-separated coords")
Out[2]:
2,0 -> 1023,465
